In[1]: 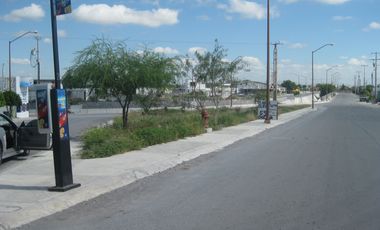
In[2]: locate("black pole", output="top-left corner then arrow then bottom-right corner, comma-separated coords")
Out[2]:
265,0 -> 271,124
48,0 -> 80,192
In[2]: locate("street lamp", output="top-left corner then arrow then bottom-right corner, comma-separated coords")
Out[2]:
8,30 -> 38,91
312,43 -> 333,109
325,65 -> 338,86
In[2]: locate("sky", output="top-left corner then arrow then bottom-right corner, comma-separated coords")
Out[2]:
0,0 -> 379,86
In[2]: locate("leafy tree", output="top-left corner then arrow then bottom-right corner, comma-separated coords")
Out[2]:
70,38 -> 176,128
135,50 -> 177,114
3,91 -> 21,117
0,92 -> 6,108
318,84 -> 336,97
224,56 -> 245,107
281,80 -> 297,94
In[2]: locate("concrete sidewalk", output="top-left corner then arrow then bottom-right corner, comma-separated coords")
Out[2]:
0,107 -> 313,229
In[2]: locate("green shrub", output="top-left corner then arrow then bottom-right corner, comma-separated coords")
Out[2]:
81,106 -> 304,159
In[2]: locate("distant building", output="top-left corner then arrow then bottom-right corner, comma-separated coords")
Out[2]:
237,80 -> 266,95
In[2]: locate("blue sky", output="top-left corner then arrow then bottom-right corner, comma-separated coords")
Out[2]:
0,0 -> 379,86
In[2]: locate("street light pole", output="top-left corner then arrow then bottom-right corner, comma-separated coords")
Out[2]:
325,65 -> 337,86
311,43 -> 333,109
8,31 -> 38,91
362,64 -> 368,88
35,35 -> 41,84
265,0 -> 271,124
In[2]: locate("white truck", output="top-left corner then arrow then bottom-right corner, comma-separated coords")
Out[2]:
0,113 -> 51,165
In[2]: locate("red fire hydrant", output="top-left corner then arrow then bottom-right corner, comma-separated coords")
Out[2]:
201,109 -> 209,129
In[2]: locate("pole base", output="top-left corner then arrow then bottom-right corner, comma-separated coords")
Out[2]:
264,119 -> 271,124
48,183 -> 81,192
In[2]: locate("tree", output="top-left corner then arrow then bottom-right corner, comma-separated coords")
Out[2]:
135,50 -> 177,114
318,84 -> 336,97
224,57 -> 245,107
281,80 -> 297,94
0,92 -> 6,108
70,38 -> 176,128
3,91 -> 21,117
193,39 -> 228,122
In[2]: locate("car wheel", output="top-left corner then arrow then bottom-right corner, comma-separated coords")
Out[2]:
22,149 -> 30,156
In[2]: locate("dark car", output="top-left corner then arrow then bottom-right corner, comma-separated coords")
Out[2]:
0,114 -> 51,165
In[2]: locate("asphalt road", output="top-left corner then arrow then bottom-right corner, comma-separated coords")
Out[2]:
20,93 -> 380,230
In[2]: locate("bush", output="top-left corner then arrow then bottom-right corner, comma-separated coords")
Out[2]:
81,106 -> 304,159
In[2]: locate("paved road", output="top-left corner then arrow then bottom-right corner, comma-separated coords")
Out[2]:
20,93 -> 380,230
68,113 -> 119,140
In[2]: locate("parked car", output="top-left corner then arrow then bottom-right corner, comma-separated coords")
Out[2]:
0,114 -> 51,165
359,96 -> 369,102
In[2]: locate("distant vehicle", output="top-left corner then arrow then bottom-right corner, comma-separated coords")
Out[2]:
359,96 -> 369,102
0,114 -> 51,165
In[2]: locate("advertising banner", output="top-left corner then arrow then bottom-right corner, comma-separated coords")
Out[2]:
55,0 -> 72,16
57,89 -> 69,140
34,84 -> 53,134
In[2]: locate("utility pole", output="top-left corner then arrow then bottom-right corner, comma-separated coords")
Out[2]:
371,52 -> 380,102
272,42 -> 282,101
361,64 -> 368,88
264,0 -> 271,124
354,75 -> 357,94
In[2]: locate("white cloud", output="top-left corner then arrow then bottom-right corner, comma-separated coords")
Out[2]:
279,0 -> 350,5
11,58 -> 30,65
332,15 -> 352,21
188,47 -> 207,55
279,0 -> 301,4
369,22 -> 380,29
43,38 -> 52,44
197,15 -> 210,21
347,58 -> 367,66
153,47 -> 179,55
217,0 -> 266,20
242,56 -> 264,70
72,4 -> 179,27
289,43 -> 307,49
317,0 -> 350,4
3,4 -> 44,22
58,30 -> 67,38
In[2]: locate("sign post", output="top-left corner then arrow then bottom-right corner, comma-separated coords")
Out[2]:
48,0 -> 80,192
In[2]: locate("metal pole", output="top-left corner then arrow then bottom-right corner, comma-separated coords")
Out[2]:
8,41 -> 11,91
8,31 -> 38,91
311,44 -> 333,109
362,64 -> 367,89
312,52 -> 314,109
265,0 -> 271,124
375,53 -> 378,102
50,1 -> 61,89
36,36 -> 41,84
48,0 -> 80,192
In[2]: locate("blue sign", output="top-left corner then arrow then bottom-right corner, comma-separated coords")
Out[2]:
55,0 -> 72,16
